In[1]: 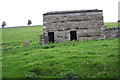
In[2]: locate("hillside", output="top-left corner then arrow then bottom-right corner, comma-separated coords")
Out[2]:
104,22 -> 118,28
2,23 -> 119,79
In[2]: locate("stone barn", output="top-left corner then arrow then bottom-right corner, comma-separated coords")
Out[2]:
40,9 -> 105,44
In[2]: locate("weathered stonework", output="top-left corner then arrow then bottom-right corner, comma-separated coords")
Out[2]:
104,27 -> 120,39
40,9 -> 119,44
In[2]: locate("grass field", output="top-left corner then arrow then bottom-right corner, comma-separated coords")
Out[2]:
2,22 -> 119,79
104,22 -> 118,28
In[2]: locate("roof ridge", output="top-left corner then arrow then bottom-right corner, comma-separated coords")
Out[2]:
43,9 -> 103,15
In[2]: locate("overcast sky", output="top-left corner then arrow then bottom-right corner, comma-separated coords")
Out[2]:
0,0 -> 119,27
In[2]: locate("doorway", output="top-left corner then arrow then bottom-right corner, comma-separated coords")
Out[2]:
48,32 -> 54,43
70,31 -> 77,41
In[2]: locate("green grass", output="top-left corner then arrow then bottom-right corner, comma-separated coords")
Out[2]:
104,22 -> 118,28
0,29 -> 2,79
2,23 -> 119,79
2,26 -> 43,43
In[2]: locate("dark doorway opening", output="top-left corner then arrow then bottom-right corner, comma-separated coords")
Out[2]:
48,32 -> 54,43
70,31 -> 77,41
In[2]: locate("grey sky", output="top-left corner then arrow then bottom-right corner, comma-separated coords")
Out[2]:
0,0 -> 119,27
118,1 -> 120,20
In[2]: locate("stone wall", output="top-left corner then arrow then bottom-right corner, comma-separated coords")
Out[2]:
41,9 -> 105,44
104,27 -> 120,39
40,8 -> 120,45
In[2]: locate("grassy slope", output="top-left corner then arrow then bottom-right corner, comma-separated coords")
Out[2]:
104,22 -> 118,28
2,26 -> 43,43
2,23 -> 119,78
0,29 -> 2,79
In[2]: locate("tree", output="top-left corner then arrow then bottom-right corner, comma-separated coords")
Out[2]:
27,20 -> 32,26
2,21 -> 6,28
